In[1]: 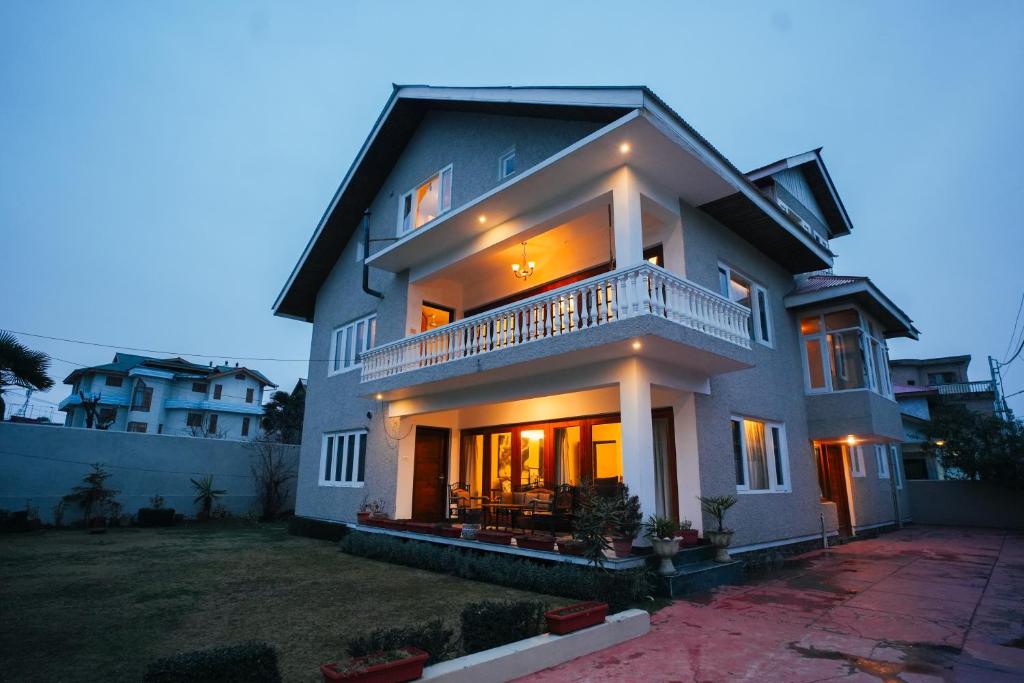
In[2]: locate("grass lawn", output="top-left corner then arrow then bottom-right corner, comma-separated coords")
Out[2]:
0,522 -> 570,682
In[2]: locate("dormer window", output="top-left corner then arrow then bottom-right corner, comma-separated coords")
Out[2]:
399,165 -> 452,233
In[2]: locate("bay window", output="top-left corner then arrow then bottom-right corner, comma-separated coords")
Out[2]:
399,165 -> 453,233
800,308 -> 893,397
732,416 -> 789,493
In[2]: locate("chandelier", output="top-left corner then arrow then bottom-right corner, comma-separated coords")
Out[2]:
510,242 -> 535,281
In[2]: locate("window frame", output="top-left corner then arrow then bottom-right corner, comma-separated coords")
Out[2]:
245,388 -> 254,404
213,384 -> 223,400
186,412 -> 203,428
127,421 -> 148,433
498,148 -> 516,180
104,375 -> 123,388
849,445 -> 866,478
319,430 -> 368,487
717,262 -> 772,347
131,385 -> 153,412
397,164 -> 454,235
192,382 -> 208,394
241,416 -> 250,437
890,444 -> 903,489
731,415 -> 790,494
874,444 -> 890,479
799,305 -> 894,398
328,314 -> 377,376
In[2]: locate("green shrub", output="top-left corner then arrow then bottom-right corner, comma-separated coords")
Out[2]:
288,515 -> 348,542
143,642 -> 281,682
461,600 -> 547,654
339,530 -> 650,612
346,618 -> 454,664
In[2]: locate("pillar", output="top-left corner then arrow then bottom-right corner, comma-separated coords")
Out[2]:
619,359 -> 657,537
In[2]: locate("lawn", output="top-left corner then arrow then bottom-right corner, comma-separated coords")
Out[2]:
0,522 -> 570,682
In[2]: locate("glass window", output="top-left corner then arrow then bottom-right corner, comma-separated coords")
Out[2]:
131,386 -> 153,412
319,430 -> 367,486
491,432 -> 513,496
554,426 -> 580,485
590,422 -> 623,482
520,428 -> 545,487
732,417 -> 789,493
718,263 -> 771,345
849,446 -> 865,477
802,308 -> 891,396
399,165 -> 453,233
499,149 -> 516,179
829,329 -> 866,390
890,445 -> 903,489
875,444 -> 890,478
805,338 -> 827,389
732,419 -> 746,486
330,314 -> 378,375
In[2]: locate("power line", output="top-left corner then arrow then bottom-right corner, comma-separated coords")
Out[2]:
0,449 -> 256,479
1005,291 -> 1024,360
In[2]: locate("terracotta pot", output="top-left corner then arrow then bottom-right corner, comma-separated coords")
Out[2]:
544,601 -> 609,635
611,537 -> 634,558
706,530 -> 735,562
320,647 -> 428,682
356,512 -> 371,525
675,529 -> 699,546
477,530 -> 513,545
557,540 -> 585,556
650,537 -> 679,576
515,535 -> 554,552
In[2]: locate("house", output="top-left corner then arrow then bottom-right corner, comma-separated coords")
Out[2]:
59,353 -> 276,440
275,85 -> 917,551
890,355 -> 998,479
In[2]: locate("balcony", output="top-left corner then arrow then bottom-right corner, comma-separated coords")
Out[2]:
362,263 -> 751,385
935,381 -> 995,396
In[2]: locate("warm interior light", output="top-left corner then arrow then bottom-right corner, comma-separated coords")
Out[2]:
935,439 -> 946,447
632,340 -> 642,350
511,263 -> 520,272
846,435 -> 857,446
478,215 -> 486,224
619,142 -> 631,153
521,429 -> 544,440
375,393 -> 383,400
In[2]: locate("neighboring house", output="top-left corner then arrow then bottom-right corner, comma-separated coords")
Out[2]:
890,355 -> 998,479
59,354 -> 276,440
275,85 -> 918,550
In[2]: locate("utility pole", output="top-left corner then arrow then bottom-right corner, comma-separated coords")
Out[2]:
989,355 -> 1012,420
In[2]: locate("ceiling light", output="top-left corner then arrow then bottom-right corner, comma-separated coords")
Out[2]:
619,142 -> 631,154
375,393 -> 383,400
632,340 -> 642,350
511,241 -> 535,281
846,435 -> 857,446
478,215 -> 487,224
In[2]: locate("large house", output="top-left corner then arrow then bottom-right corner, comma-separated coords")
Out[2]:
60,354 -> 275,440
890,355 -> 998,479
275,85 -> 918,551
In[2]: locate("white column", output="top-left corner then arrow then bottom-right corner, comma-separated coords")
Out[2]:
612,167 -> 644,267
619,359 -> 657,540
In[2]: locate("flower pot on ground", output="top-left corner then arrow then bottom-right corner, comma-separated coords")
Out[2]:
544,602 -> 609,635
357,496 -> 386,527
675,522 -> 699,547
698,494 -> 738,562
611,537 -> 634,558
320,647 -> 428,682
515,534 -> 554,552
650,537 -> 679,575
356,512 -> 371,525
557,539 -> 585,556
476,529 -> 514,545
705,530 -> 735,562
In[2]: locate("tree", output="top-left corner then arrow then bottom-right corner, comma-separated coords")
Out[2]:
249,437 -> 297,521
190,475 -> 226,519
187,415 -> 228,439
78,392 -> 116,429
63,463 -> 120,522
261,383 -> 305,444
926,402 -> 1024,485
0,331 -> 55,420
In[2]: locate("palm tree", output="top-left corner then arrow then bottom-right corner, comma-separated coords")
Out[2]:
190,475 -> 226,519
261,383 -> 305,444
0,331 -> 55,420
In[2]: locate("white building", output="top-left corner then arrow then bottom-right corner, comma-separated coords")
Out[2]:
59,354 -> 276,440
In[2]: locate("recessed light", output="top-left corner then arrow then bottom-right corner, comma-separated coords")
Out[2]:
632,340 -> 642,350
478,215 -> 487,224
619,142 -> 631,154
375,393 -> 383,400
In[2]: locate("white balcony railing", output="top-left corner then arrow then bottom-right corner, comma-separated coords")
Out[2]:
935,381 -> 995,396
361,263 -> 752,382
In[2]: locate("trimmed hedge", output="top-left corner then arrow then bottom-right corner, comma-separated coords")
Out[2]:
288,515 -> 349,542
144,642 -> 281,682
461,600 -> 547,654
347,618 -> 455,664
339,530 -> 650,612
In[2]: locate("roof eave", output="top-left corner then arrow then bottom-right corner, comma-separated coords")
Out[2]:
784,280 -> 919,340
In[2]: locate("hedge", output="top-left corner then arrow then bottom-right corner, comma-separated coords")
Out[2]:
288,516 -> 349,542
461,600 -> 547,654
347,617 -> 455,664
339,531 -> 650,612
144,642 -> 281,682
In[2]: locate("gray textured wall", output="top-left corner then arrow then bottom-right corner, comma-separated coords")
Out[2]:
805,391 -> 904,442
0,422 -> 298,523
907,480 -> 1024,529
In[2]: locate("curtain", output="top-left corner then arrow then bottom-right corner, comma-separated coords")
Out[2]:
556,427 -> 578,485
652,418 -> 670,518
745,420 -> 769,490
461,436 -> 478,497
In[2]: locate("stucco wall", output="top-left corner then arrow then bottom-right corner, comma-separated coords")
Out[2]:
805,390 -> 904,442
0,422 -> 298,523
906,480 -> 1024,529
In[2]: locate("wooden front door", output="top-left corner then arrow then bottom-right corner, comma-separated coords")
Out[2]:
821,444 -> 853,536
412,427 -> 449,522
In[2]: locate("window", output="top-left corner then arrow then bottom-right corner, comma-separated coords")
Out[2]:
319,430 -> 368,486
127,421 -> 148,433
241,417 -> 250,437
208,414 -> 218,433
192,382 -> 208,394
398,165 -> 453,233
849,446 -> 865,477
104,375 -> 123,387
928,372 -> 956,386
499,149 -> 516,179
131,385 -> 153,412
213,384 -> 223,400
731,416 -> 789,493
800,308 -> 893,397
245,388 -> 254,404
98,407 -> 116,423
874,444 -> 890,479
329,314 -> 377,375
718,263 -> 772,345
890,444 -> 903,489
186,412 -> 203,428
235,372 -> 245,380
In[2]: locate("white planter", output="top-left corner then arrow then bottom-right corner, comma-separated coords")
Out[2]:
706,530 -> 734,562
650,537 -> 679,576
461,523 -> 481,540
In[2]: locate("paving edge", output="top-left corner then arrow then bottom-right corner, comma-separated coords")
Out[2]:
420,608 -> 651,682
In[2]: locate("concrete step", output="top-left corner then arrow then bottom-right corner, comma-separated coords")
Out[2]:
654,558 -> 745,599
672,544 -> 716,567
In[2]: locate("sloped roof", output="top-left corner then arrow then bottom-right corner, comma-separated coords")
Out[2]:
889,355 -> 971,368
788,274 -> 867,295
64,353 -> 276,387
785,274 -> 919,339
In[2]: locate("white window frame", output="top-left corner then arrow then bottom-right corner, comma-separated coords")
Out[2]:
731,416 -> 790,494
874,444 -> 890,479
319,430 -> 368,487
799,305 -> 894,398
849,445 -> 866,478
397,164 -> 453,235
498,148 -> 516,180
890,444 -> 903,489
328,314 -> 377,377
717,262 -> 772,347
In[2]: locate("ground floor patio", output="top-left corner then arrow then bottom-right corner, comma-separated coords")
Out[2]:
521,526 -> 1024,682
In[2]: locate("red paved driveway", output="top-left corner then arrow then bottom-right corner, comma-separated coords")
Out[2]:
522,526 -> 1024,682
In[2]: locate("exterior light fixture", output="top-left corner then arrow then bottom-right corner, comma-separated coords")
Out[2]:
846,435 -> 857,446
632,340 -> 642,350
375,393 -> 383,400
619,142 -> 631,154
511,241 -> 535,281
935,439 -> 946,447
478,215 -> 487,224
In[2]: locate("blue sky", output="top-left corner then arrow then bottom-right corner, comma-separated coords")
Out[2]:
2,0 -> 1023,419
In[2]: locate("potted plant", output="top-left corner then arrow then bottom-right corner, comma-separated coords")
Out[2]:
544,601 -> 609,635
320,647 -> 428,682
643,515 -> 680,576
699,494 -> 738,562
571,480 -> 616,567
514,533 -> 554,551
356,497 -> 385,525
460,508 -> 483,540
557,539 -> 585,556
62,463 -> 119,533
191,475 -> 226,521
675,519 -> 699,546
611,486 -> 642,558
476,529 -> 514,545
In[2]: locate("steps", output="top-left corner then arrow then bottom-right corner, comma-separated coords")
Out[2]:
652,543 -> 745,598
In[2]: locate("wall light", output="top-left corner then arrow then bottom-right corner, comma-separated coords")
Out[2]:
845,435 -> 857,446
934,439 -> 946,447
631,340 -> 642,350
619,142 -> 631,154
375,393 -> 383,400
478,215 -> 487,224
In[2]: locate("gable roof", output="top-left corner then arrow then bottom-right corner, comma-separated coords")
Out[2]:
746,148 -> 854,238
785,274 -> 920,339
63,353 -> 276,387
889,355 -> 971,368
273,85 -> 835,321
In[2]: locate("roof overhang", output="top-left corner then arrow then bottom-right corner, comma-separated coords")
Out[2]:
784,279 -> 920,340
889,355 -> 971,367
